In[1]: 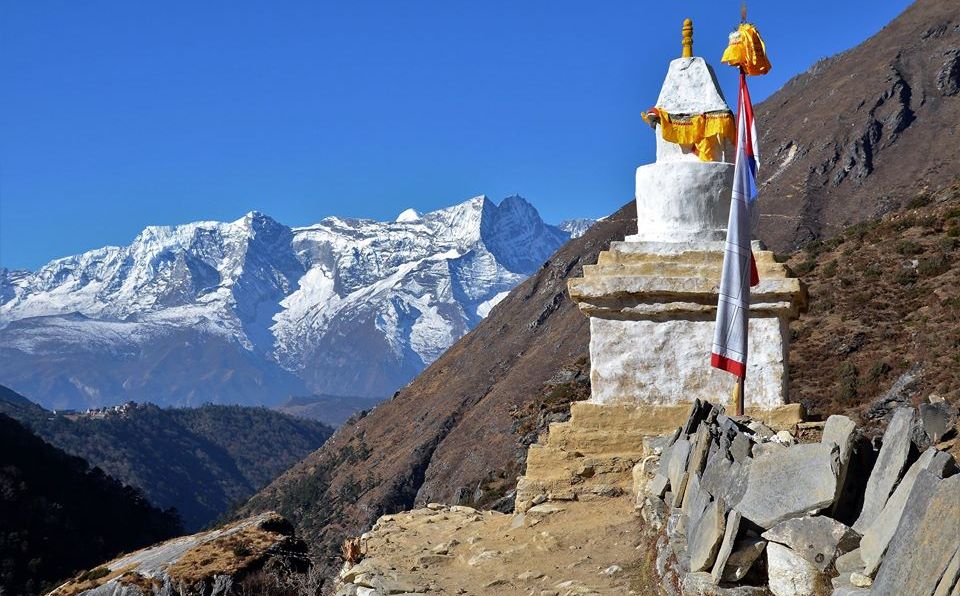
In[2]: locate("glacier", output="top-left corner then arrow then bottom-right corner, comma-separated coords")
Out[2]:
0,195 -> 575,410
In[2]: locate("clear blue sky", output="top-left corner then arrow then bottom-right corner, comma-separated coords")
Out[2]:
1,1 -> 912,270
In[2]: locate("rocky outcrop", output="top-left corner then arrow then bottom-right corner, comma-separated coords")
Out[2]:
755,0 -> 960,251
49,512 -> 313,596
638,400 -> 959,595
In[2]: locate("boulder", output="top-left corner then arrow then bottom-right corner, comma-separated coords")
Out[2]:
761,516 -> 859,572
710,509 -> 742,583
860,447 -> 955,575
689,499 -> 726,572
852,407 -> 914,533
766,542 -> 831,596
681,571 -> 770,595
872,472 -> 960,595
734,443 -> 839,529
689,425 -> 713,477
720,537 -> 766,583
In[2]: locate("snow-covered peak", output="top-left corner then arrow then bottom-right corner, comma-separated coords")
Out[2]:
558,218 -> 596,238
395,208 -> 421,222
1,194 -> 581,409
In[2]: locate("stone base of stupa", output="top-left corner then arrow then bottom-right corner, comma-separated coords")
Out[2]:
567,240 -> 806,410
514,400 -> 804,513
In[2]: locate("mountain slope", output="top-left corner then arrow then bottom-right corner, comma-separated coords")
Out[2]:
237,201 -> 636,574
0,414 -> 182,596
0,195 -> 570,410
0,387 -> 333,531
755,0 -> 960,251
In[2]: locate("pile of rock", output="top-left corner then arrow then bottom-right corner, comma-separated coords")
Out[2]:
638,399 -> 959,596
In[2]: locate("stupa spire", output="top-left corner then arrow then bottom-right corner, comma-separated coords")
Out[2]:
681,18 -> 693,58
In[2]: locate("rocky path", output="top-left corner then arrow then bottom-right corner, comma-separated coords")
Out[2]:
336,497 -> 650,595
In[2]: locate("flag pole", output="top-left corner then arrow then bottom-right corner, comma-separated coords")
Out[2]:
736,376 -> 745,416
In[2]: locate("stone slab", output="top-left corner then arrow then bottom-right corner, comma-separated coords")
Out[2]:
734,443 -> 839,529
852,407 -> 915,533
860,447 -> 955,575
710,509 -> 742,583
873,472 -> 960,595
761,516 -> 859,572
767,542 -> 831,596
821,415 -> 856,515
721,537 -> 767,583
689,498 -> 726,572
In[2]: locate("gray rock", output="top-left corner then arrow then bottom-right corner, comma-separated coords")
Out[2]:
668,439 -> 693,497
689,499 -> 726,572
747,421 -> 775,440
834,547 -> 864,574
673,472 -> 690,508
641,495 -> 669,531
701,449 -> 749,507
681,472 -> 711,537
730,432 -> 752,464
860,447 -> 956,575
680,571 -> 770,595
751,441 -> 786,459
933,545 -> 960,596
873,472 -> 960,595
710,509 -> 742,583
921,401 -> 958,444
761,516 -> 859,572
865,365 -> 920,420
822,414 -> 856,515
734,442 -> 839,529
689,425 -> 713,477
852,407 -> 915,533
649,474 -> 670,498
721,537 -> 766,582
766,542 -> 831,596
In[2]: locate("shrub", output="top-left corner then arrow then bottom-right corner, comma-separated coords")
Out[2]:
896,240 -> 923,255
834,362 -> 860,403
907,193 -> 932,209
894,268 -> 918,286
77,567 -> 111,582
918,254 -> 950,277
822,260 -> 838,278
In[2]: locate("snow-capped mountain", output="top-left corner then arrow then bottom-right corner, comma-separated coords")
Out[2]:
0,195 -> 571,410
558,219 -> 596,238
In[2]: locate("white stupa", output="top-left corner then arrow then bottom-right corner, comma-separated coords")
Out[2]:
568,20 -> 805,412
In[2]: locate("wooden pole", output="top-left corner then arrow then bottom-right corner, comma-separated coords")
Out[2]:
736,376 -> 745,416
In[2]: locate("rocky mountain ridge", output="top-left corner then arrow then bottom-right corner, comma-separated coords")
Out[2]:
755,0 -> 960,251
0,195 -> 573,410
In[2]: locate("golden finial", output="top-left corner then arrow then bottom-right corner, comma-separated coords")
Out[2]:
682,18 -> 693,58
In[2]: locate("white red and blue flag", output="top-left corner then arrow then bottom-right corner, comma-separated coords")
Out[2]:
711,72 -> 761,378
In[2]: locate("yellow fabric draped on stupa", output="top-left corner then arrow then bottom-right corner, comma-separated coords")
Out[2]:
658,110 -> 736,162
721,22 -> 771,75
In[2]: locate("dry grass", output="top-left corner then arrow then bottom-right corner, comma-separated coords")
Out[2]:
788,181 -> 960,428
166,524 -> 282,584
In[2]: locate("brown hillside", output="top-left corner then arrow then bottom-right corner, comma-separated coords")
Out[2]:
238,202 -> 637,576
756,0 -> 960,251
787,179 -> 960,425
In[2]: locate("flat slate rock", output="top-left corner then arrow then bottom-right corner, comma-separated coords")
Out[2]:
689,498 -> 726,572
920,401 -> 958,444
761,516 -> 859,572
710,509 -> 742,583
873,472 -> 960,596
720,536 -> 766,583
852,407 -> 914,533
860,447 -> 955,575
734,442 -> 839,529
701,448 -> 749,507
667,438 -> 693,496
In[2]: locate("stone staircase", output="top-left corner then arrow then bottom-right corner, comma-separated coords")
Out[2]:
515,400 -> 804,513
